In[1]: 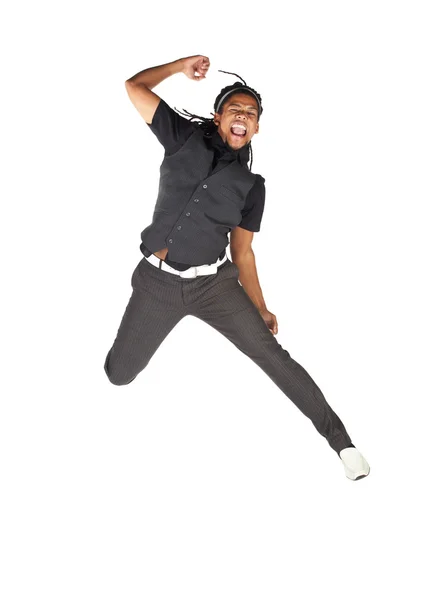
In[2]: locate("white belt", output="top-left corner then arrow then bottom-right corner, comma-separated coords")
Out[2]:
144,252 -> 228,278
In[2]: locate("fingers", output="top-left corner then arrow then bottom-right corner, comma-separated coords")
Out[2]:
182,55 -> 210,80
196,58 -> 210,79
194,68 -> 208,79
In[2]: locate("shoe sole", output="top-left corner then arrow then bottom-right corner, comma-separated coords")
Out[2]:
347,466 -> 371,481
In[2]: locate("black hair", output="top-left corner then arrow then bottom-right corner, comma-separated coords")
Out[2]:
174,70 -> 263,172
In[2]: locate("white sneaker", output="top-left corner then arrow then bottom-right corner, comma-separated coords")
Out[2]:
339,447 -> 370,480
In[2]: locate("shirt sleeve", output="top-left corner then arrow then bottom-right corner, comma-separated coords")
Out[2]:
147,98 -> 197,155
238,175 -> 266,232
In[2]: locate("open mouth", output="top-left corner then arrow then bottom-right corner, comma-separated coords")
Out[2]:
230,124 -> 247,138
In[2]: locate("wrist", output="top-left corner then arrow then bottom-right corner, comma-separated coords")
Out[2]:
172,58 -> 185,74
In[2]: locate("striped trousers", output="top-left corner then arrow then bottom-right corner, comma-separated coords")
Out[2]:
104,256 -> 354,454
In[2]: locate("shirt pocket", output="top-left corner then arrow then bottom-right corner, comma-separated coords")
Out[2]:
219,185 -> 243,205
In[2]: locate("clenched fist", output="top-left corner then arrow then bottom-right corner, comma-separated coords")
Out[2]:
181,55 -> 210,81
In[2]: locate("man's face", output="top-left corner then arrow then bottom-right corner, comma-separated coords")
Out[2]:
214,92 -> 260,150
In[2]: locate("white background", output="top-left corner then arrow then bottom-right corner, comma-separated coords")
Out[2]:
1,1 -> 424,598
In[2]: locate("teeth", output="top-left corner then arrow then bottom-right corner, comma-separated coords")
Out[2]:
231,124 -> 246,136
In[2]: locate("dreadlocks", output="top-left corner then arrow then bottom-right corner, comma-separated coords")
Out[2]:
174,70 -> 263,172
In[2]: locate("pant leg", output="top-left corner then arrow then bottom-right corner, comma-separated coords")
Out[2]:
193,262 -> 354,454
104,260 -> 186,386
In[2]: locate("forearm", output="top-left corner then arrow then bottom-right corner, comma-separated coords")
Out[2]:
125,58 -> 184,90
231,249 -> 267,311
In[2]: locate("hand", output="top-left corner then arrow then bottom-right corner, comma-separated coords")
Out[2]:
259,308 -> 278,335
181,55 -> 210,81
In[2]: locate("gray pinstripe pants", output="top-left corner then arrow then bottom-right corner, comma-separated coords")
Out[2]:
104,257 -> 354,454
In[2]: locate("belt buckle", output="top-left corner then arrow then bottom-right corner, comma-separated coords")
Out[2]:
178,263 -> 219,278
179,266 -> 198,278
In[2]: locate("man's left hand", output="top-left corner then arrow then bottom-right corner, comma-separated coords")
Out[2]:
259,308 -> 278,335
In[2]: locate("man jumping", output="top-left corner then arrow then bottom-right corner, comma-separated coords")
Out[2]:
104,54 -> 370,481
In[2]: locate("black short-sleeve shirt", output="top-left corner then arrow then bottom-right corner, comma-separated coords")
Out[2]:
142,98 -> 265,269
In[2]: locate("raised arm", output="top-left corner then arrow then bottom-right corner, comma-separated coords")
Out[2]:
124,55 -> 210,124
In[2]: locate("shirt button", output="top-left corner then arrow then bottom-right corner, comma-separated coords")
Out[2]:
169,239 -> 173,243
203,184 -> 208,189
186,212 -> 191,216
177,225 -> 182,230
194,198 -> 199,203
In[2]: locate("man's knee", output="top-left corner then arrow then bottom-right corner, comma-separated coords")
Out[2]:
105,369 -> 136,386
104,349 -> 139,386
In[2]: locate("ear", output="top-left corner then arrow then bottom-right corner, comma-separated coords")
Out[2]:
213,112 -> 221,126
